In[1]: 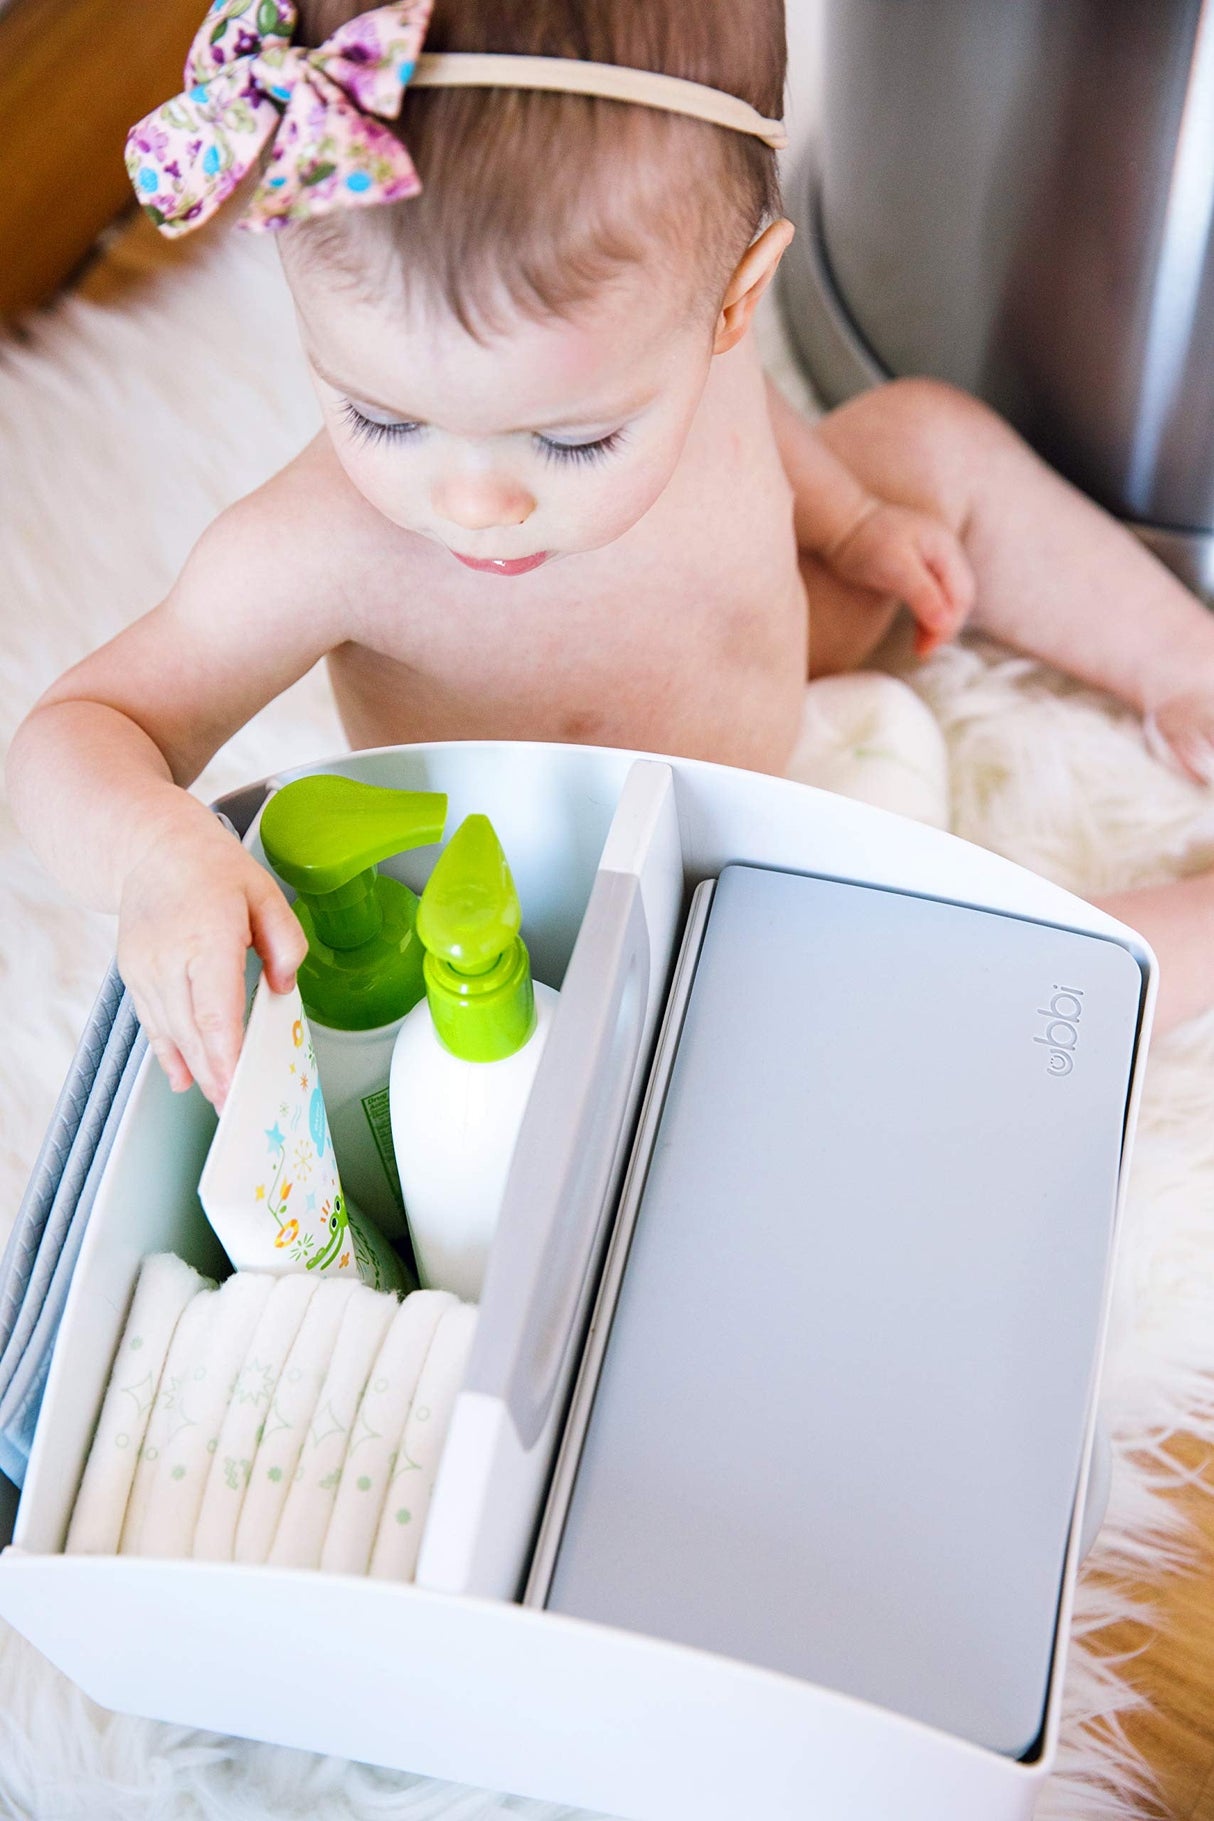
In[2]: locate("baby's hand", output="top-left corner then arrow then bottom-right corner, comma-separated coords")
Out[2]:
824,501 -> 976,657
117,817 -> 307,1110
1146,692 -> 1214,785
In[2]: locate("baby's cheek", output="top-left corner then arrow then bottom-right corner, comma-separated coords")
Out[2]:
331,443 -> 422,526
572,453 -> 678,551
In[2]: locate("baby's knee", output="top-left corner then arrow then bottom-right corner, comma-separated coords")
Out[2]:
872,378 -> 1023,526
879,376 -> 1009,454
817,376 -> 1020,531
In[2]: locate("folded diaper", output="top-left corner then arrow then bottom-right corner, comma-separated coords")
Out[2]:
120,1285 -> 214,1556
232,1278 -> 358,1565
268,1283 -> 399,1571
787,672 -> 951,829
126,1272 -> 274,1560
66,1253 -> 213,1556
192,1273 -> 318,1561
369,1300 -> 478,1583
68,1258 -> 475,1580
321,1288 -> 456,1578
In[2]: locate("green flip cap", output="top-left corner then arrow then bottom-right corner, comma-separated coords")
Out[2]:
417,814 -> 537,1062
259,774 -> 447,1031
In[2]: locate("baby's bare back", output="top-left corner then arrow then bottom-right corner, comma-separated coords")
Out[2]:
307,343 -> 810,773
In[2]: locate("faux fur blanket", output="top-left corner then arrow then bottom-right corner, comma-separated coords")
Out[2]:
3,213 -> 1214,1820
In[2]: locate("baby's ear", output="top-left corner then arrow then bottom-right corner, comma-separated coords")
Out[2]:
714,218 -> 795,355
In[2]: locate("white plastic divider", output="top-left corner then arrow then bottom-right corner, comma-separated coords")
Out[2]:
417,760 -> 683,1599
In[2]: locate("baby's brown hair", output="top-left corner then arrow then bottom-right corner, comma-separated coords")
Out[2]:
286,0 -> 786,334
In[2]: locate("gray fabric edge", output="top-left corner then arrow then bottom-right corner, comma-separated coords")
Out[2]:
0,997 -> 140,1407
0,1031 -> 149,1484
0,965 -> 126,1357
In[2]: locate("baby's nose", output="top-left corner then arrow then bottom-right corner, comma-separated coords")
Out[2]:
432,473 -> 536,531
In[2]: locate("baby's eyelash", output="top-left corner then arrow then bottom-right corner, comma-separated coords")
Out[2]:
339,400 -> 624,467
534,430 -> 625,467
340,400 -> 422,447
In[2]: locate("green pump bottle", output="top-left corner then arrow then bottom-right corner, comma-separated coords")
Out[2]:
387,814 -> 560,1299
259,774 -> 447,1242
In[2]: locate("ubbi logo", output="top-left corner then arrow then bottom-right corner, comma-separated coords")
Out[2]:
1036,986 -> 1083,1076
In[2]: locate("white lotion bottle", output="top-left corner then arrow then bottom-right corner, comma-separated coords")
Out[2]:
389,814 -> 558,1301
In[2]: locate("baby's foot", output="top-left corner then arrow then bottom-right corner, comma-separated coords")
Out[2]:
1145,691 -> 1214,785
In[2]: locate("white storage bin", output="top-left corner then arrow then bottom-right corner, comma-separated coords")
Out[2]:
0,742 -> 1154,1821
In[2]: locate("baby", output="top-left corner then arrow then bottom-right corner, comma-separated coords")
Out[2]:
10,0 -> 1214,1111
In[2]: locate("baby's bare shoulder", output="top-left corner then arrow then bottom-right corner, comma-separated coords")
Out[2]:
176,434 -> 391,643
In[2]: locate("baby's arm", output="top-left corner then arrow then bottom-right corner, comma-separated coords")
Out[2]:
7,482 -> 345,1108
766,378 -> 975,658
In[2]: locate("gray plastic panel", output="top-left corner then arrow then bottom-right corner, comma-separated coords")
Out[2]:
546,865 -> 1143,1759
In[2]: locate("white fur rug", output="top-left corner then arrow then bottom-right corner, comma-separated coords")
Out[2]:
4,215 -> 1214,1820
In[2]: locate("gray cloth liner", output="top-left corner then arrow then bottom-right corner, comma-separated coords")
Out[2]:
0,1023 -> 147,1486
0,964 -> 127,1365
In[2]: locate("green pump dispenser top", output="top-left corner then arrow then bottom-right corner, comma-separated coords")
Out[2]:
259,775 -> 447,1031
417,814 -> 537,1062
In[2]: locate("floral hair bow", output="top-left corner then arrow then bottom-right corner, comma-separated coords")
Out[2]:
125,0 -> 432,236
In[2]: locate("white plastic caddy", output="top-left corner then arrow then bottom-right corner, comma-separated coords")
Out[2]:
0,741 -> 1155,1821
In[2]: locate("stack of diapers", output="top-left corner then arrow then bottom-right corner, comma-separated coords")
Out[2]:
66,1254 -> 476,1580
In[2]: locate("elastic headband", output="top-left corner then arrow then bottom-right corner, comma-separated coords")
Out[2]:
125,1 -> 787,238
408,53 -> 787,149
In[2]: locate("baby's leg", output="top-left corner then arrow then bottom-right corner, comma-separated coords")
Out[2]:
816,379 -> 1214,1033
813,378 -> 1214,739
1095,876 -> 1214,1033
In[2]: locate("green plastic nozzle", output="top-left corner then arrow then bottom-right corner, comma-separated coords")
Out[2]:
259,775 -> 447,1031
417,815 -> 537,1062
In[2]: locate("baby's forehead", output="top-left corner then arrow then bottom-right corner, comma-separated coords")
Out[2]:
288,253 -> 697,432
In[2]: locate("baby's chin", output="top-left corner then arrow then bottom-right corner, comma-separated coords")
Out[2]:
389,516 -> 653,568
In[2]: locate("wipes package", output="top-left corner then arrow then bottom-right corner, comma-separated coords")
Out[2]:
198,979 -> 405,1292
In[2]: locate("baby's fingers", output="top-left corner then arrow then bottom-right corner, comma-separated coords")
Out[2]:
146,1028 -> 194,1096
907,571 -> 957,656
182,935 -> 250,1109
247,871 -> 307,994
1146,699 -> 1214,785
912,531 -> 976,655
117,943 -> 196,1097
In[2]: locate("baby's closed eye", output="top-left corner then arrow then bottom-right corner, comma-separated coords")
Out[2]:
340,401 -> 423,448
534,429 -> 626,467
338,399 -> 626,467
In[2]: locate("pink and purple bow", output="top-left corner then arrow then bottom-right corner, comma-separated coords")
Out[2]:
125,0 -> 433,236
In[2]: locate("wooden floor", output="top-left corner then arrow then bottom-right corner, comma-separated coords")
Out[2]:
0,0 -> 201,315
1092,1435 -> 1214,1817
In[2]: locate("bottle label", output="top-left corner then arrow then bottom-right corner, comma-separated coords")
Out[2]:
361,1085 -> 406,1214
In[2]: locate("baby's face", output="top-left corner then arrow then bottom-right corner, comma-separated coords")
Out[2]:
288,261 -> 717,576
